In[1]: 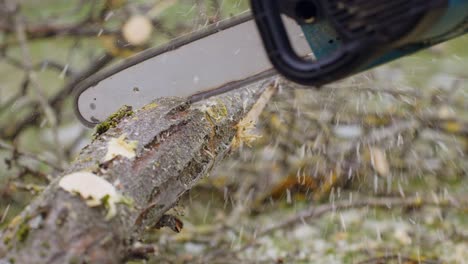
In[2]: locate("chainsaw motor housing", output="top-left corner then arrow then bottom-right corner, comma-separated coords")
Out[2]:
251,0 -> 468,86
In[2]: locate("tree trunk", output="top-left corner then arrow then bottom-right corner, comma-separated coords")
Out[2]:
0,79 -> 278,264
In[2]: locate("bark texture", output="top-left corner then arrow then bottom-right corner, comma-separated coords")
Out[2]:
0,79 -> 277,264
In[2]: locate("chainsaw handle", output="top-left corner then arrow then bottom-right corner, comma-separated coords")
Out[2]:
251,0 -> 448,86
251,0 -> 366,86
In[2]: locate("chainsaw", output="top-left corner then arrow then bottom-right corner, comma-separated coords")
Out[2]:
74,0 -> 468,127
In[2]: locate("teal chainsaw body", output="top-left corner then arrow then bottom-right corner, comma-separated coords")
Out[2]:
251,0 -> 468,86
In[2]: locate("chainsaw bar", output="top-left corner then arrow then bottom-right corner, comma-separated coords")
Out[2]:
74,12 -> 311,127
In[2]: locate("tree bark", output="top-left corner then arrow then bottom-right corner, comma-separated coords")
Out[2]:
0,79 -> 278,264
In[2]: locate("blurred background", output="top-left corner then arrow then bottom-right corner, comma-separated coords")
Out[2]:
0,1 -> 467,263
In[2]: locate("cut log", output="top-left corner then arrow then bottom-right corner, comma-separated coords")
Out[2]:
0,79 -> 278,264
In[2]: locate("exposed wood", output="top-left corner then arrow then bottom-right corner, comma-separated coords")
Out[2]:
0,79 -> 278,264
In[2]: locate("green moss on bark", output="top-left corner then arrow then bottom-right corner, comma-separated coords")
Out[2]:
93,105 -> 134,138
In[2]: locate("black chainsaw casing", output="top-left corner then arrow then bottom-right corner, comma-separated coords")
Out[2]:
251,0 -> 467,86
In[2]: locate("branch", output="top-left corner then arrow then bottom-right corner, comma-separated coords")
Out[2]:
0,21 -> 115,40
0,139 -> 63,171
356,255 -> 441,264
12,5 -> 64,166
205,194 -> 463,263
0,79 -> 278,263
257,195 -> 463,238
0,52 -> 114,139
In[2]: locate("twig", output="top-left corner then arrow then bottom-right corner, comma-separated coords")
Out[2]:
0,52 -> 114,139
0,73 -> 29,113
15,164 -> 51,181
357,254 -> 441,264
201,195 -> 465,262
3,55 -> 76,77
355,86 -> 422,99
0,139 -> 63,171
0,20 -> 116,42
0,204 -> 10,224
258,196 -> 462,237
125,243 -> 158,260
11,2 -> 65,166
9,181 -> 46,194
